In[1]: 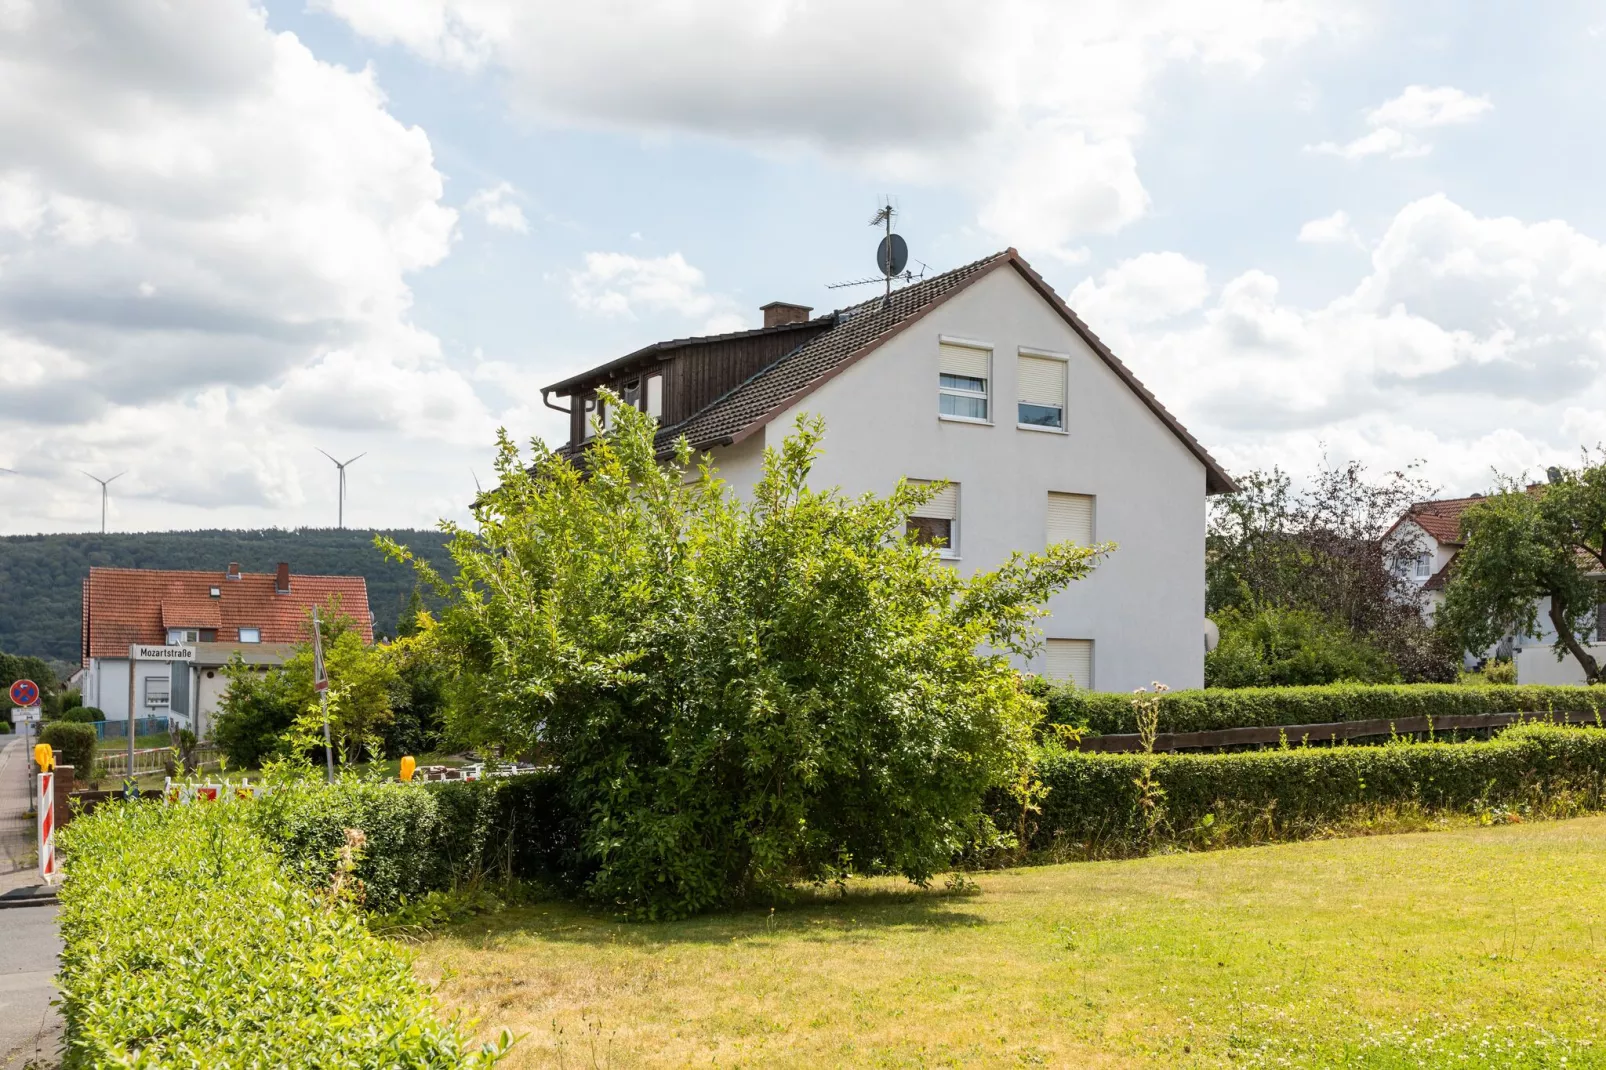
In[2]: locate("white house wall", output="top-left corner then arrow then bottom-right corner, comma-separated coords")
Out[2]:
710,266 -> 1208,692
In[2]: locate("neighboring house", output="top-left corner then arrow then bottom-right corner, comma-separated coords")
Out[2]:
1383,494 -> 1487,618
541,249 -> 1237,692
1385,491 -> 1606,681
80,562 -> 373,737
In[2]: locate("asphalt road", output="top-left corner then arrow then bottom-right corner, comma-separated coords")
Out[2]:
0,738 -> 61,1069
0,903 -> 61,1069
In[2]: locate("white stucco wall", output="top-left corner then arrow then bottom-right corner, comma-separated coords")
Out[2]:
705,266 -> 1209,692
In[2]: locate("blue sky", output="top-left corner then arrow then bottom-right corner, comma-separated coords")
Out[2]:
2,0 -> 1604,532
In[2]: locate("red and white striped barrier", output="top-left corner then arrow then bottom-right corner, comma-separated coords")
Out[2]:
38,769 -> 56,884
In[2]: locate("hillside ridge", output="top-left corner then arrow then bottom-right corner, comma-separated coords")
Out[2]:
0,527 -> 455,662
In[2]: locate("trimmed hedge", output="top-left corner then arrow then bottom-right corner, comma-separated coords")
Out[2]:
1026,723 -> 1606,851
1041,683 -> 1606,736
41,721 -> 96,772
247,772 -> 578,913
56,799 -> 507,1068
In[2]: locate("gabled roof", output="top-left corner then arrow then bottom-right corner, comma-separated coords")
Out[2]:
83,566 -> 372,660
552,249 -> 1237,494
1388,495 -> 1489,547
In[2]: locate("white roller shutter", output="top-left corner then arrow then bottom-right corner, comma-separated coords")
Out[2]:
910,479 -> 958,520
1047,493 -> 1094,546
1018,354 -> 1067,406
1045,639 -> 1093,689
939,343 -> 990,380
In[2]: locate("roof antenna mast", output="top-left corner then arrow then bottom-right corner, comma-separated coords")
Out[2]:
826,197 -> 924,303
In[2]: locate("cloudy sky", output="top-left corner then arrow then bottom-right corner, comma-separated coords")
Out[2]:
2,0 -> 1604,533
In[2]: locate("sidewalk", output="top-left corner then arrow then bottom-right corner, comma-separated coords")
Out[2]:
0,737 -> 62,1069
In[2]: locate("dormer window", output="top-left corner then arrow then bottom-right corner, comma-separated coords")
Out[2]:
620,378 -> 641,410
581,395 -> 599,440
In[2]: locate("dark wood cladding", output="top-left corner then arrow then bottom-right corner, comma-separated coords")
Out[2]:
567,323 -> 832,445
660,326 -> 828,427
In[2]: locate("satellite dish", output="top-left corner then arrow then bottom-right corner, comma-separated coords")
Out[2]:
877,233 -> 908,277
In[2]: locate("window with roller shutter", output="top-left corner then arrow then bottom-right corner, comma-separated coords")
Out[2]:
1044,638 -> 1093,688
1046,492 -> 1094,547
938,341 -> 991,422
907,479 -> 959,558
1017,350 -> 1068,430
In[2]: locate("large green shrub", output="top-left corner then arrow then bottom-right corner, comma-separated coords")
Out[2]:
41,721 -> 96,771
1041,682 -> 1606,736
57,706 -> 102,724
1205,607 -> 1399,687
391,406 -> 1104,918
1026,723 -> 1606,851
55,799 -> 508,1068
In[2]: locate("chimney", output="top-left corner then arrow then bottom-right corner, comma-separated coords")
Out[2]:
225,562 -> 241,581
275,562 -> 290,595
760,301 -> 812,328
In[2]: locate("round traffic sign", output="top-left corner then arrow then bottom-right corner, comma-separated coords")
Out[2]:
9,679 -> 39,707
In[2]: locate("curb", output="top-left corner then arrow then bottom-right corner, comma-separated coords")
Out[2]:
0,889 -> 57,909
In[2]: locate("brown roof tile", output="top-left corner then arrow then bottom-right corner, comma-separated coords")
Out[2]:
83,567 -> 372,660
560,249 -> 1236,494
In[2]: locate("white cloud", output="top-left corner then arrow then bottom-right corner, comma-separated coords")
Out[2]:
1078,195 -> 1606,494
0,0 -> 503,531
464,181 -> 528,233
1297,209 -> 1362,246
315,0 -> 1350,248
567,251 -> 743,332
1366,84 -> 1493,129
1068,251 -> 1209,327
1308,84 -> 1491,160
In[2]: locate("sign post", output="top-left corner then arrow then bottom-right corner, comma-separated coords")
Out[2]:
311,608 -> 334,783
126,645 -> 194,792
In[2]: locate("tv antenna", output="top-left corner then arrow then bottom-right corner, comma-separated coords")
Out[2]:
80,470 -> 125,534
826,199 -> 925,306
317,449 -> 365,529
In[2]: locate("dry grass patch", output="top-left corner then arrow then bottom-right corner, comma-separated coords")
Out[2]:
419,817 -> 1606,1068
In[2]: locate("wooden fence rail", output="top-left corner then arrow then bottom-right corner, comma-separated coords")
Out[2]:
1074,709 -> 1604,754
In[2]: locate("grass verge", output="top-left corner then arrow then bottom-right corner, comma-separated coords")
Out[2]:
419,815 -> 1606,1068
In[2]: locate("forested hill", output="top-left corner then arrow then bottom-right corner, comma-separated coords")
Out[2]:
0,528 -> 457,663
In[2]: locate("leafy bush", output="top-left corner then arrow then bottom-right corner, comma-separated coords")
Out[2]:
55,799 -> 509,1068
1205,607 -> 1400,688
41,721 -> 96,771
1040,682 -> 1606,736
57,706 -> 102,724
1026,723 -> 1606,852
0,719 -> 10,734
391,407 -> 1104,918
212,659 -> 301,768
1483,658 -> 1517,685
244,773 -> 575,913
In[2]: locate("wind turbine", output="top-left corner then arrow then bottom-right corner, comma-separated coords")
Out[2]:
81,470 -> 125,534
317,449 -> 365,529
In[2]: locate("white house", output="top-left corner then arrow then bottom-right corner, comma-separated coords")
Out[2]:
80,563 -> 373,737
541,249 -> 1237,692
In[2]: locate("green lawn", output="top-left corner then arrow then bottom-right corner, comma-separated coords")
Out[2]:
418,816 -> 1606,1068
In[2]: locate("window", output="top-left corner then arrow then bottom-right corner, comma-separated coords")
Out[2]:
1018,350 -> 1068,430
1044,639 -> 1093,689
938,341 -> 991,422
1046,493 -> 1095,546
907,480 -> 959,557
1413,553 -> 1432,579
143,676 -> 170,708
238,627 -> 261,643
620,378 -> 642,410
647,374 -> 664,419
167,628 -> 199,644
580,395 -> 599,439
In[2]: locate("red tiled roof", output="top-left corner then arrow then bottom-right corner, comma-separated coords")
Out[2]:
1391,496 -> 1487,546
83,566 -> 372,660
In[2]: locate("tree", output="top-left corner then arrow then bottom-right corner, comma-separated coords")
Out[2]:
211,599 -> 397,767
386,399 -> 1107,918
1439,465 -> 1606,683
1207,460 -> 1457,683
